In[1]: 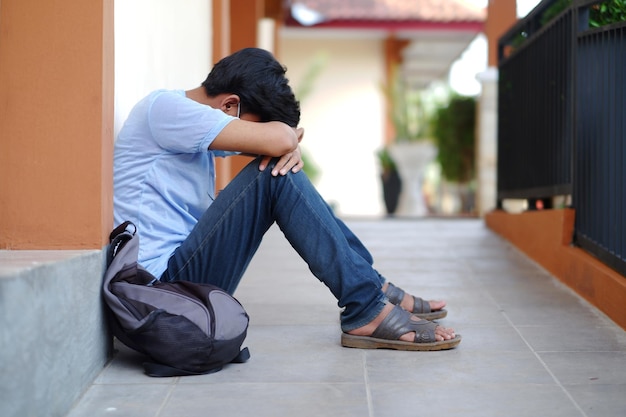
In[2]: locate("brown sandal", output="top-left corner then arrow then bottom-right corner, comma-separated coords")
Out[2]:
341,305 -> 461,351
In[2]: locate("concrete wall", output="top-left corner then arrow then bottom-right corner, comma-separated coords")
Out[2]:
114,0 -> 213,137
279,35 -> 386,217
0,251 -> 108,417
476,67 -> 499,216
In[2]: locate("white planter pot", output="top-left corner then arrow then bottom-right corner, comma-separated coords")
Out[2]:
388,141 -> 437,217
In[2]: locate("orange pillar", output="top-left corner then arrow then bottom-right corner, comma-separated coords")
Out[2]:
0,0 -> 114,249
383,36 -> 410,145
230,0 -> 262,52
213,0 -> 231,62
225,0 -> 264,182
485,0 -> 518,67
213,0 -> 284,188
264,0 -> 285,57
213,0 -> 233,191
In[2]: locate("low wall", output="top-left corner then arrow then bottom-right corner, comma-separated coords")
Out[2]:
0,250 -> 110,417
485,208 -> 626,331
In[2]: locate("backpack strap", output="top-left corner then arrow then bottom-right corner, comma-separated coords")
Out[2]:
143,362 -> 222,377
102,222 -> 148,330
106,221 -> 137,268
109,220 -> 136,242
231,347 -> 250,363
142,347 -> 251,377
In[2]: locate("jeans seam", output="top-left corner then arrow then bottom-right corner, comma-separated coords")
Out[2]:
167,167 -> 263,282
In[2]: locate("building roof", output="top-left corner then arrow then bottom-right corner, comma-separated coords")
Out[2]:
287,0 -> 486,28
284,0 -> 487,89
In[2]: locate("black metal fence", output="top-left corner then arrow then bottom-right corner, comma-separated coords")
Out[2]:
497,0 -> 626,276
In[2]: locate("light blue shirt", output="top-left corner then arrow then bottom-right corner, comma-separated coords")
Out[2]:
114,89 -> 236,277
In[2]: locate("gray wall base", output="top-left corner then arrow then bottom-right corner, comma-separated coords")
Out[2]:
0,249 -> 110,417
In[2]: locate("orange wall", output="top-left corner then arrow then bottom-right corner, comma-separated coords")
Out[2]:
215,0 -> 277,185
383,36 -> 410,145
0,0 -> 114,249
226,0 -> 264,181
485,0 -> 517,66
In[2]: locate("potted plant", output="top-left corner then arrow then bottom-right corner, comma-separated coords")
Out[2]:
430,94 -> 477,213
382,66 -> 437,216
376,147 -> 402,215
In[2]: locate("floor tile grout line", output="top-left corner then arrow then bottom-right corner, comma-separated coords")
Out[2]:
363,351 -> 375,417
461,258 -> 590,417
500,311 -> 590,417
155,381 -> 178,417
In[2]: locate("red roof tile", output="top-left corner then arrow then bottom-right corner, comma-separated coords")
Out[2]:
288,0 -> 486,24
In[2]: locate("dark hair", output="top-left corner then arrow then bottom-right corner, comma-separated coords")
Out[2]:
202,48 -> 301,127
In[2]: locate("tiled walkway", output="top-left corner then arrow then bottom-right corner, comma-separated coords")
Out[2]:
67,218 -> 626,417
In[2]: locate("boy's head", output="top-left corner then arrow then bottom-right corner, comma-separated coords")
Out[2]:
202,48 -> 301,127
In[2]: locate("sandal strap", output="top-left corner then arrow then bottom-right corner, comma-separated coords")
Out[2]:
412,296 -> 431,314
384,282 -> 431,314
371,305 -> 437,343
383,282 -> 405,305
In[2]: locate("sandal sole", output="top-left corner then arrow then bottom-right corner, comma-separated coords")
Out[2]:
415,309 -> 447,320
341,333 -> 461,351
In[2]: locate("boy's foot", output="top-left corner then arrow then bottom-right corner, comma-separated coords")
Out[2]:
342,304 -> 460,350
347,303 -> 456,342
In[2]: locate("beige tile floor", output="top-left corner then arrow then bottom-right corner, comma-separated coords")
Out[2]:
66,218 -> 626,417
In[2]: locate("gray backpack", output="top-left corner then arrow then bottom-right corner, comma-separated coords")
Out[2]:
103,221 -> 250,377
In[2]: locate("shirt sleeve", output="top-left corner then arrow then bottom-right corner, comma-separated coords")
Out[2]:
148,90 -> 236,153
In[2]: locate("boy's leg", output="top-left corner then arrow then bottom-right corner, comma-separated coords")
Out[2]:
162,157 -> 385,331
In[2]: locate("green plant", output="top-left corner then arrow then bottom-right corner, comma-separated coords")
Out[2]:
376,147 -> 397,174
507,0 -> 625,52
376,146 -> 402,215
293,52 -> 328,183
589,0 -> 626,27
300,150 -> 320,182
382,65 -> 430,142
540,0 -> 571,26
430,95 -> 476,184
293,53 -> 328,102
538,0 -> 625,28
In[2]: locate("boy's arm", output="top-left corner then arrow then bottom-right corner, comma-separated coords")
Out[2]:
257,126 -> 304,176
211,119 -> 305,176
210,119 -> 299,156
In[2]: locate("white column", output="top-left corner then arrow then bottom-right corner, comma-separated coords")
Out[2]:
475,67 -> 499,216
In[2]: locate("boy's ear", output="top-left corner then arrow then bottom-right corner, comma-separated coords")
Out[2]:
220,94 -> 240,112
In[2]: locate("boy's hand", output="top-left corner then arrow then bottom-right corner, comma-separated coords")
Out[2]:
258,127 -> 305,176
258,145 -> 303,176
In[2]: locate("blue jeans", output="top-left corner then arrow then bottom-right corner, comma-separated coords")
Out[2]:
161,157 -> 386,332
